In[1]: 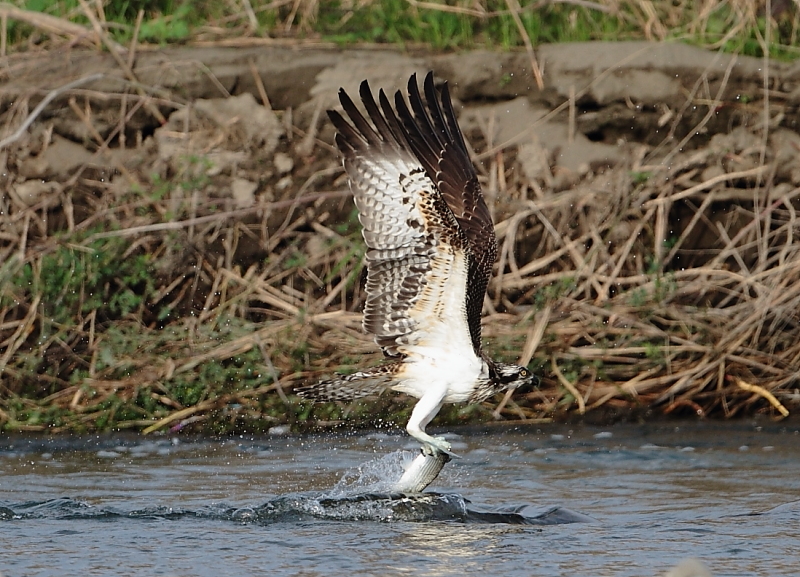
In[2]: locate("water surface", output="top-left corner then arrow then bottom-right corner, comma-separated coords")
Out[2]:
2,421 -> 798,576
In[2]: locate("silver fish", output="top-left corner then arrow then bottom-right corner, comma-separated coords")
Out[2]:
392,450 -> 451,493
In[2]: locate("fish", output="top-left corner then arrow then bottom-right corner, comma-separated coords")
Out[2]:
392,449 -> 451,493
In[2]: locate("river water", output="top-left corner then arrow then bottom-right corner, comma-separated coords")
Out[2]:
1,421 -> 798,576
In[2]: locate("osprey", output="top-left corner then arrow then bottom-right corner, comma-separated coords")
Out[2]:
296,72 -> 537,456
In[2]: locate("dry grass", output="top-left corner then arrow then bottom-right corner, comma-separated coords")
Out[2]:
0,1 -> 799,433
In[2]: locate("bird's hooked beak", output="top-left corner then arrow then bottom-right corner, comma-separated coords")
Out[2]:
519,372 -> 540,392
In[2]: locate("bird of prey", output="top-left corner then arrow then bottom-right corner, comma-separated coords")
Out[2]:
296,72 -> 537,456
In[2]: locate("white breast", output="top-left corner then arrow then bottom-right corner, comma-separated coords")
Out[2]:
393,335 -> 486,403
385,199 -> 484,403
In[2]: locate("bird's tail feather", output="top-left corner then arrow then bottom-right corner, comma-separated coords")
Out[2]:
295,363 -> 401,402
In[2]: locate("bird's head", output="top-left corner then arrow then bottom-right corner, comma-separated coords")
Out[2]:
490,362 -> 539,392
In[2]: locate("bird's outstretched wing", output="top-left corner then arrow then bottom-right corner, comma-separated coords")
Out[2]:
326,75 -> 479,362
393,73 -> 496,355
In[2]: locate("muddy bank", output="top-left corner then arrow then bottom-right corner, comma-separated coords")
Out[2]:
3,41 -> 796,165
0,42 -> 798,433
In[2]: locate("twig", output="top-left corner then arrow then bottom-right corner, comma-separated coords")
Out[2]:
643,166 -> 770,207
115,10 -> 144,150
249,58 -> 272,109
663,398 -> 705,416
1,10 -> 6,58
595,206 -> 656,304
240,0 -> 259,29
296,96 -> 324,157
81,191 -> 349,242
504,0 -> 544,90
406,0 -> 488,17
0,73 -> 105,150
551,356 -> 586,414
755,0 -> 772,269
568,84 -> 575,143
406,0 -> 611,18
0,295 -> 39,380
67,97 -> 105,147
0,3 -> 114,47
735,377 -> 789,418
75,0 -> 166,124
493,306 -> 550,419
658,53 -> 737,168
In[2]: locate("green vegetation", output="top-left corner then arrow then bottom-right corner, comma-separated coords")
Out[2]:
9,231 -> 157,324
5,0 -> 799,59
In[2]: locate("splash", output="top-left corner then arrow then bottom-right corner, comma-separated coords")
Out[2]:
326,450 -> 420,498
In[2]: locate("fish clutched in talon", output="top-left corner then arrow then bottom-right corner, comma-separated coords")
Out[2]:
393,450 -> 451,493
295,72 -> 538,458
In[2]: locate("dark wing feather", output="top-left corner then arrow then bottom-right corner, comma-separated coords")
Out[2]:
394,72 -> 497,354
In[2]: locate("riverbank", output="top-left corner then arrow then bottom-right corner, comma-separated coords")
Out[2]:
1,37 -> 799,433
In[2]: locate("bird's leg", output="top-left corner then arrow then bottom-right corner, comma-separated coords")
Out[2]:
406,388 -> 453,457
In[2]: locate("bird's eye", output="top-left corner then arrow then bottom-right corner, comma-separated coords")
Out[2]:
520,368 -> 529,377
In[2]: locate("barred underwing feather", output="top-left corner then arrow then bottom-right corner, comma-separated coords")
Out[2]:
294,364 -> 403,401
326,77 -> 474,359
324,72 -> 496,359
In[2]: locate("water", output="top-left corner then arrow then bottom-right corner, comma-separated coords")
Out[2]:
2,421 -> 799,576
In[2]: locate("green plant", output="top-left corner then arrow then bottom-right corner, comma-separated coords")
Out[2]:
631,171 -> 652,185
534,276 -> 576,309
14,233 -> 155,324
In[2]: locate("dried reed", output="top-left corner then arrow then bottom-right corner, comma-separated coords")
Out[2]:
0,3 -> 798,432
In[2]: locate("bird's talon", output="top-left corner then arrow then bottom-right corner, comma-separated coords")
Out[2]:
421,437 -> 458,458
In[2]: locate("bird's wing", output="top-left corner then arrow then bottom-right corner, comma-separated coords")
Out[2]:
294,363 -> 402,401
328,79 -> 476,360
392,72 -> 496,355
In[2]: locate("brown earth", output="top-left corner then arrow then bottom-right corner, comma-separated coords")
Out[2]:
1,41 -> 799,433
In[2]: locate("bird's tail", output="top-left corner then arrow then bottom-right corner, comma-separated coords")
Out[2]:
294,363 -> 401,402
